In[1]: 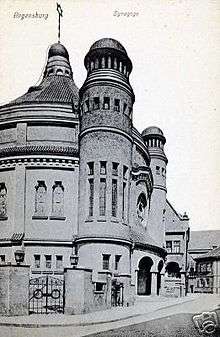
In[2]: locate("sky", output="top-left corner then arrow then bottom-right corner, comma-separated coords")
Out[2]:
0,0 -> 219,231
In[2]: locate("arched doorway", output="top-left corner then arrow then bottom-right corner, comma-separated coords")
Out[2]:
165,262 -> 181,278
157,260 -> 164,295
137,257 -> 153,295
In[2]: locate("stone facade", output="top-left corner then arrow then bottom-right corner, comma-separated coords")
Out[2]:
0,38 -> 190,315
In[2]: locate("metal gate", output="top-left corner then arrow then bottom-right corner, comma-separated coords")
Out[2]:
29,275 -> 64,314
111,280 -> 124,307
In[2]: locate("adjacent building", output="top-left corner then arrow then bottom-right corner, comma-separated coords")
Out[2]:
187,230 -> 220,294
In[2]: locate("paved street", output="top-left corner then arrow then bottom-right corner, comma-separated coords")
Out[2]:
0,294 -> 219,337
88,313 -> 204,337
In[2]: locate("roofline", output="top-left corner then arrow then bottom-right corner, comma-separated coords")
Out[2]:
166,199 -> 189,221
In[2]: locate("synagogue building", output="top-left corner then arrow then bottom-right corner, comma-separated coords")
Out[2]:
0,38 -> 190,315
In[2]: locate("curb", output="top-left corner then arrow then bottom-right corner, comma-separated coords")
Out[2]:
0,297 -> 196,329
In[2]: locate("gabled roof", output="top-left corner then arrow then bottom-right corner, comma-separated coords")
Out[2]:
195,246 -> 220,260
165,200 -> 189,232
188,230 -> 220,251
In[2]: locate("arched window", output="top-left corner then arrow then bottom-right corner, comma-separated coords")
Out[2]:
0,183 -> 7,219
56,68 -> 63,75
34,181 -> 47,218
137,193 -> 147,223
165,262 -> 181,278
51,181 -> 65,218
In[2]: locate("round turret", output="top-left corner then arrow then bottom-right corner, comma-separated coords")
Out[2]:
142,126 -> 168,246
78,37 -> 135,243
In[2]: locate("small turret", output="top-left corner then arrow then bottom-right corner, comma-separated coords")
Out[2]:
44,43 -> 73,78
141,126 -> 168,247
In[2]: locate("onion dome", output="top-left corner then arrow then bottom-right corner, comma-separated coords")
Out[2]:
48,43 -> 69,59
2,43 -> 79,108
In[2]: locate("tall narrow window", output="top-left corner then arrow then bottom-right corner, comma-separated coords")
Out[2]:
99,178 -> 106,216
114,99 -> 120,112
107,56 -> 111,68
112,179 -> 117,217
88,178 -> 94,217
93,97 -> 100,110
0,183 -> 7,219
123,103 -> 127,113
112,162 -> 118,176
166,241 -> 172,253
115,255 -> 121,270
88,162 -> 94,175
156,166 -> 160,175
123,165 -> 128,179
34,181 -> 47,218
45,255 -> 52,269
122,182 -> 126,219
34,255 -> 40,269
95,58 -> 99,69
100,161 -> 106,175
103,97 -> 110,110
56,255 -> 63,269
102,254 -> 110,270
84,99 -> 90,112
137,193 -> 147,223
51,181 -> 64,218
173,241 -> 181,253
101,56 -> 105,68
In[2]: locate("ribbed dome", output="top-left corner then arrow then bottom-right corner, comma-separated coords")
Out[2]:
1,43 -> 79,108
48,43 -> 69,60
89,38 -> 127,55
142,126 -> 164,137
6,76 -> 79,106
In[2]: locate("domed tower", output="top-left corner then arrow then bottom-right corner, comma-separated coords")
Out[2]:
77,38 -> 135,273
142,126 -> 168,247
0,42 -> 79,269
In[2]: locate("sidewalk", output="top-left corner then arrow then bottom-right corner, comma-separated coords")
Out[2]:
0,294 -> 198,328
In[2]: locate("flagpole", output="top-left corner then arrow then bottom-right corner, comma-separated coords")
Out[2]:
58,14 -> 60,43
57,3 -> 63,44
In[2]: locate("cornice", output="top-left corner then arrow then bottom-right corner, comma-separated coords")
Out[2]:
80,126 -> 133,142
76,236 -> 132,247
0,144 -> 79,159
0,156 -> 79,170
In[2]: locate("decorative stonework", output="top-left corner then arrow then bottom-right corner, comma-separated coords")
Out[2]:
33,181 -> 48,219
0,183 -> 7,220
131,166 -> 153,194
0,157 -> 78,170
0,144 -> 78,158
50,181 -> 65,220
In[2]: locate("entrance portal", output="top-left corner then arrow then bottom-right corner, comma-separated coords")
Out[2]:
137,256 -> 153,295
